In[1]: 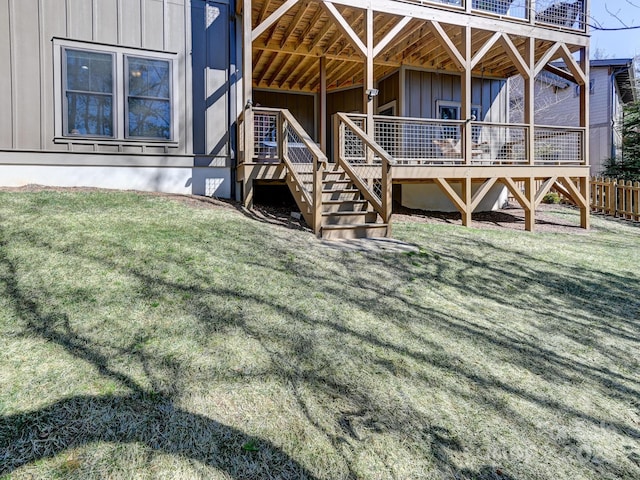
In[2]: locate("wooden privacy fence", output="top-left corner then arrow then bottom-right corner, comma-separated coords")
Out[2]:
591,177 -> 640,221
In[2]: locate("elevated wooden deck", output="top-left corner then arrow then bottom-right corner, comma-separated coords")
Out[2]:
237,1 -> 591,237
239,108 -> 590,237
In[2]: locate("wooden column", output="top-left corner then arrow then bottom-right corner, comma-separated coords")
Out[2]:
319,56 -> 327,154
525,177 -> 535,231
364,7 -> 374,136
579,46 -> 590,229
242,0 -> 254,207
524,37 -> 535,166
461,25 -> 472,166
462,177 -> 472,227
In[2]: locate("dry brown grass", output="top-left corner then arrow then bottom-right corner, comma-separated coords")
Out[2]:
1,191 -> 639,479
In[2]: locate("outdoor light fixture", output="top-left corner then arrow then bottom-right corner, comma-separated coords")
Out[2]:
366,88 -> 379,101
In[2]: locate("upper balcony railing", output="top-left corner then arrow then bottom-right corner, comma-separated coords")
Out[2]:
399,0 -> 587,32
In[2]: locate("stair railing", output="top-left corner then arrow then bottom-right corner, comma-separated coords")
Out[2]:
250,107 -> 327,235
334,112 -> 396,228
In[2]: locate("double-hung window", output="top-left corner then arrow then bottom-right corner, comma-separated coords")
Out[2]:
126,57 -> 172,140
64,49 -> 115,137
55,40 -> 176,142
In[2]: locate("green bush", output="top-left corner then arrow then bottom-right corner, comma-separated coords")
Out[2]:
542,192 -> 561,204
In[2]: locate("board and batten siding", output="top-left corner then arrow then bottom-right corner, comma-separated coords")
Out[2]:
404,69 -> 508,122
0,0 -> 191,154
0,0 -> 237,197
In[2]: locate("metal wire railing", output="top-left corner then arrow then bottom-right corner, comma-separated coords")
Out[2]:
347,114 -> 466,165
534,127 -> 584,165
534,0 -> 585,30
338,115 -> 584,166
253,111 -> 279,161
470,122 -> 528,165
335,113 -> 395,224
471,0 -> 527,20
396,0 -> 586,31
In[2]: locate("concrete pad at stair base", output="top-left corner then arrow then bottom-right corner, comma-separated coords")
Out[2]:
320,237 -> 419,254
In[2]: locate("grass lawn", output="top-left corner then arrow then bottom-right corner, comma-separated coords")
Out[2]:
0,191 -> 639,480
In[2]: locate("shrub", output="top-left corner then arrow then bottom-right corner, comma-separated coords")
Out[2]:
542,192 -> 561,204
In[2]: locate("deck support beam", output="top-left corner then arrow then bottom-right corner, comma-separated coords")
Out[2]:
242,0 -> 253,207
319,56 -> 327,153
461,177 -> 472,226
524,177 -> 535,231
365,7 -> 374,137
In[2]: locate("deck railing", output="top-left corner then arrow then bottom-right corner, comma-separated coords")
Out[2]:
344,114 -> 584,166
534,126 -> 585,165
334,113 -> 395,228
398,0 -> 587,32
244,107 -> 327,233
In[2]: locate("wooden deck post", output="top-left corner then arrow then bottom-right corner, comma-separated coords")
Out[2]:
364,7 -> 374,138
461,177 -> 472,227
580,176 -> 590,229
525,37 -> 535,165
242,0 -> 254,207
525,177 -> 535,231
319,56 -> 327,154
461,25 -> 472,166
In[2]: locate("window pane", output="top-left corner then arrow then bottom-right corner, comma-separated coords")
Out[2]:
128,99 -> 171,139
128,58 -> 170,98
66,50 -> 113,93
66,93 -> 113,136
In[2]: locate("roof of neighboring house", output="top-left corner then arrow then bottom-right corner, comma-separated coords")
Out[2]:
551,58 -> 637,104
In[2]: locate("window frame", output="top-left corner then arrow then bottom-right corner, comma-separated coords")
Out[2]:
62,47 -> 117,138
53,38 -> 178,145
124,54 -> 174,141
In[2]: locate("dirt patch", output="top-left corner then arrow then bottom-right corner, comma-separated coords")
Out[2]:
392,202 -> 588,234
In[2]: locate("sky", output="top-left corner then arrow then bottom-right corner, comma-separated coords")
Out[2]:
588,1 -> 640,59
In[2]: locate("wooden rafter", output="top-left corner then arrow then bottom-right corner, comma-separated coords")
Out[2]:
321,1 -> 366,55
426,21 -> 465,71
252,0 -> 301,42
373,16 -> 411,57
280,1 -> 311,48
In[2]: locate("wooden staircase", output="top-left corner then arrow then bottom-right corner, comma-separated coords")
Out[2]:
243,108 -> 394,240
290,163 -> 389,239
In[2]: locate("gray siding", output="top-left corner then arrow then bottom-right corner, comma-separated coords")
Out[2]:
253,90 -> 316,140
0,0 -> 192,155
378,71 -> 400,109
405,69 -> 508,122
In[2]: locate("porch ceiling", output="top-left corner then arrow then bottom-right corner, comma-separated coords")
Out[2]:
249,0 -> 582,93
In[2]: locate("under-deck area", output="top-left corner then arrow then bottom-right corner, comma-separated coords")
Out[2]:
237,0 -> 591,238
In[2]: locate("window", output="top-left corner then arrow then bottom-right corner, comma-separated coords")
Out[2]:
574,80 -> 595,97
126,57 -> 172,139
55,40 -> 176,142
64,49 -> 114,137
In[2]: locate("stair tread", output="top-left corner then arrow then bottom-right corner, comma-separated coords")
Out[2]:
322,223 -> 388,230
322,210 -> 375,216
323,199 -> 367,204
322,188 -> 359,192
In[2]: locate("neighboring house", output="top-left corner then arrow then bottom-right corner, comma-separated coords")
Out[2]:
509,58 -> 637,176
1,0 -> 593,237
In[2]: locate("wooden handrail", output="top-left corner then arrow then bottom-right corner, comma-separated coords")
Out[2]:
336,113 -> 395,227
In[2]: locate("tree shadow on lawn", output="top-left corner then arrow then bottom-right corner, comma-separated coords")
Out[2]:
0,239 -> 319,479
2,213 -> 640,478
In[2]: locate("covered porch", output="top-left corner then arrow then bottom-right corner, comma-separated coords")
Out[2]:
236,0 -> 591,237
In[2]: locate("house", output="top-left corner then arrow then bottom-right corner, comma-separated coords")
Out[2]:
0,0 -> 592,238
509,58 -> 637,176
